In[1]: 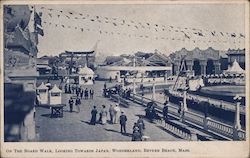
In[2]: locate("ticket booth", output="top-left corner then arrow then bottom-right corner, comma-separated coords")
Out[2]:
36,82 -> 49,105
49,85 -> 62,105
78,65 -> 94,85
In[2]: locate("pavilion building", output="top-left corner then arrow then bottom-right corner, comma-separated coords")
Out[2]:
170,47 -> 229,76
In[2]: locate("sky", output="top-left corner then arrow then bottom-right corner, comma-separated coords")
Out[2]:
35,3 -> 246,58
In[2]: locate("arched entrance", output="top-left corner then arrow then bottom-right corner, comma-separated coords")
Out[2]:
206,59 -> 215,75
193,60 -> 201,76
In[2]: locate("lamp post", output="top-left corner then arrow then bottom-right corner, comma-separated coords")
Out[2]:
233,95 -> 242,140
152,77 -> 156,101
133,75 -> 136,94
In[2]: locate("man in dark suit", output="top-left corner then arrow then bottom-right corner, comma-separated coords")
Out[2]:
119,112 -> 127,134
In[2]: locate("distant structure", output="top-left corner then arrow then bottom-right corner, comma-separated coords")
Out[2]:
59,50 -> 96,74
78,65 -> 95,85
226,49 -> 245,70
97,50 -> 172,81
170,47 -> 228,76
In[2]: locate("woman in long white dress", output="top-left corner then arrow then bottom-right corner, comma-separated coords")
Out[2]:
114,104 -> 121,124
101,105 -> 108,125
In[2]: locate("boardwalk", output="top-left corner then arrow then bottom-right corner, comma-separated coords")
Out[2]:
35,81 -> 182,141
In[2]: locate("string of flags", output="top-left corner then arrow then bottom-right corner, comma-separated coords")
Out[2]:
37,6 -> 245,41
41,20 -> 242,45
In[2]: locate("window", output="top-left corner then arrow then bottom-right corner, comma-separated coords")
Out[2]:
51,92 -> 60,97
39,89 -> 47,93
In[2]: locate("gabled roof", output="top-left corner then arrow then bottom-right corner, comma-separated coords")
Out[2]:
37,82 -> 48,90
49,84 -> 62,93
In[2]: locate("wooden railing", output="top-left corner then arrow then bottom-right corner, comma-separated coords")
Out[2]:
169,90 -> 245,114
129,93 -> 246,141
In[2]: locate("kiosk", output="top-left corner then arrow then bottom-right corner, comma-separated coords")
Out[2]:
78,65 -> 94,85
36,82 -> 49,105
49,85 -> 64,118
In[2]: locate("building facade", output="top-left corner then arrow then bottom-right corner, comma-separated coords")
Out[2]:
170,47 -> 226,76
4,5 -> 40,141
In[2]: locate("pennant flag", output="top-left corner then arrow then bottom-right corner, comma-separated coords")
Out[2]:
198,32 -> 203,36
35,25 -> 44,36
48,13 -> 52,17
240,33 -> 245,38
211,31 -> 215,36
34,11 -> 42,26
182,32 -> 190,39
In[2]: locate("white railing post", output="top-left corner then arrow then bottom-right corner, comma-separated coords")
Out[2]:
233,95 -> 242,140
183,89 -> 188,111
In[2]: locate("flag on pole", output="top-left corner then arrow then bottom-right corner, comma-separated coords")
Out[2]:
35,25 -> 44,36
34,11 -> 42,26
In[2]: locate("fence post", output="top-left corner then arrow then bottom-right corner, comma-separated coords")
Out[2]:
189,129 -> 198,141
203,117 -> 209,131
203,101 -> 209,130
233,95 -> 242,140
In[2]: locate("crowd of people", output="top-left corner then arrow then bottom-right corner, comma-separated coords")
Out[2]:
64,84 -> 94,100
